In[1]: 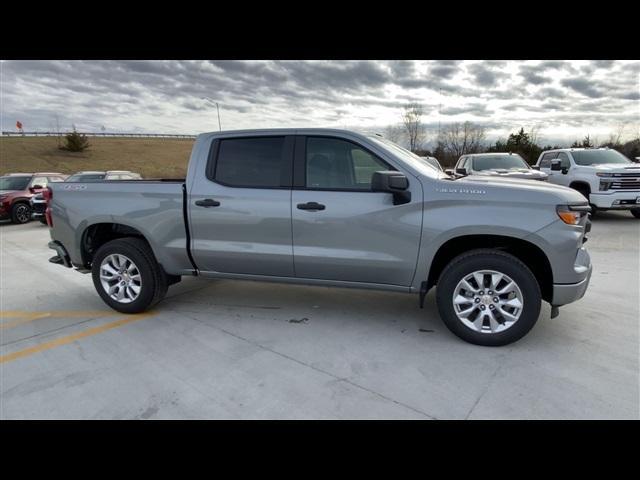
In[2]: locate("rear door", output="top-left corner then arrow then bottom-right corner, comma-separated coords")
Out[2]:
291,135 -> 422,286
188,135 -> 296,277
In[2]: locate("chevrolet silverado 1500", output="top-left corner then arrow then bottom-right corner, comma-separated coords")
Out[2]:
46,129 -> 593,346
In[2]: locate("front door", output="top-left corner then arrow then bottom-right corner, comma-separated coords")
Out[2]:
291,135 -> 422,286
189,135 -> 295,277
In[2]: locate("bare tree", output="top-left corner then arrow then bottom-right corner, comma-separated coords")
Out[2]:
384,124 -> 404,144
401,102 -> 425,152
438,121 -> 486,158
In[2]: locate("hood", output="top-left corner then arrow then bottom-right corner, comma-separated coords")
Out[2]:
451,174 -> 587,205
587,163 -> 640,173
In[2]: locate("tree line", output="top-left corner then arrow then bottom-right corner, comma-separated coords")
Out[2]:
389,103 -> 640,167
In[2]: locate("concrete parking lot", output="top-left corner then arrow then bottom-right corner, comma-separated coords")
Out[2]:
1,213 -> 638,419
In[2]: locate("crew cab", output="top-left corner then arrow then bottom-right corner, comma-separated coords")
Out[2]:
0,172 -> 66,224
454,153 -> 548,181
46,129 -> 593,346
536,148 -> 640,218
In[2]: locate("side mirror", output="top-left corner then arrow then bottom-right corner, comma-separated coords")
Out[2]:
550,160 -> 562,171
445,169 -> 455,176
371,171 -> 411,205
455,167 -> 468,176
531,165 -> 540,170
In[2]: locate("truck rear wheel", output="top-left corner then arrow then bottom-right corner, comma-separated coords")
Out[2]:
435,249 -> 542,346
91,237 -> 168,314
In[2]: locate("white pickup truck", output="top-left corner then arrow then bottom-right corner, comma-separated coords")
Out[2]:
536,148 -> 640,218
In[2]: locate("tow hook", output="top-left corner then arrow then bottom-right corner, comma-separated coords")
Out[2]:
550,306 -> 560,318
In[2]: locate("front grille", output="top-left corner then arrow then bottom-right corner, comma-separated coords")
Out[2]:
610,179 -> 640,190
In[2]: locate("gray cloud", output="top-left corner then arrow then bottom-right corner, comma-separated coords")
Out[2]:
561,78 -> 603,98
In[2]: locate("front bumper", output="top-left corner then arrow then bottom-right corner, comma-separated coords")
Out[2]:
552,263 -> 592,306
590,191 -> 640,209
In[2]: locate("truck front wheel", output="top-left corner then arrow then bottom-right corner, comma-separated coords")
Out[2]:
435,250 -> 542,346
91,237 -> 168,314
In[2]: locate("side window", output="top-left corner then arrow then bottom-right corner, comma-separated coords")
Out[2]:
457,157 -> 465,169
213,137 -> 288,188
557,152 -> 571,168
539,152 -> 558,168
32,176 -> 48,187
305,137 -> 388,190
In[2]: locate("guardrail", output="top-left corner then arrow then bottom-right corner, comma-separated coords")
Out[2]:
1,131 -> 197,138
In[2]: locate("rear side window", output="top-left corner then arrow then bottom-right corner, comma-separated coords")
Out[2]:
306,137 -> 388,190
213,137 -> 288,188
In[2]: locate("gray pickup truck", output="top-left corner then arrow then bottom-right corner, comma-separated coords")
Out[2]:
46,129 -> 593,346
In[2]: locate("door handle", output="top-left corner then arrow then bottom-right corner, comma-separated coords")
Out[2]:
297,202 -> 325,211
195,198 -> 221,207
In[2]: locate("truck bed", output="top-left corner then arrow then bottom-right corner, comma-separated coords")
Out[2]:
49,180 -> 194,274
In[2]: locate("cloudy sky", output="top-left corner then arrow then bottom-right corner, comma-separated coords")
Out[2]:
1,60 -> 638,146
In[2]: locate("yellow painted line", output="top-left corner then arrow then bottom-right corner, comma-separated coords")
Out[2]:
1,313 -> 52,330
0,311 -> 116,330
0,310 -> 114,319
0,313 -> 153,364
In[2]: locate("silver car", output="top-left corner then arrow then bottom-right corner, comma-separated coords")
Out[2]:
455,153 -> 548,181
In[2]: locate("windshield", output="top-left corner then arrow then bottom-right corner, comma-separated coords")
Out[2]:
0,176 -> 31,191
473,155 -> 529,171
571,150 -> 631,166
66,174 -> 105,182
421,157 -> 443,171
367,136 -> 445,178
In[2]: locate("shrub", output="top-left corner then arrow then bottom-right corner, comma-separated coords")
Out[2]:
60,129 -> 90,152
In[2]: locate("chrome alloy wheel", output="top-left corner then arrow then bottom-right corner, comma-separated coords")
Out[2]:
99,254 -> 142,303
452,270 -> 524,334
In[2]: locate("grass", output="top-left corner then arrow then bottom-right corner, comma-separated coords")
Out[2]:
0,136 -> 195,178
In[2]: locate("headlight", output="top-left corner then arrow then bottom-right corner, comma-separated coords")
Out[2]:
557,205 -> 590,225
596,173 -> 614,177
599,180 -> 612,191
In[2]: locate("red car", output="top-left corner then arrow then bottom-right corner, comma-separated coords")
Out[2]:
0,172 -> 67,224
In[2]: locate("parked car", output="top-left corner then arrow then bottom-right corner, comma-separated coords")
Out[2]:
65,170 -> 143,182
536,148 -> 640,218
0,172 -> 66,224
453,153 -> 548,181
47,129 -> 592,346
419,156 -> 443,171
30,192 -> 48,224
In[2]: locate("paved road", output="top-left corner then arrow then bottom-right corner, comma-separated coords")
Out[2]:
1,212 -> 638,419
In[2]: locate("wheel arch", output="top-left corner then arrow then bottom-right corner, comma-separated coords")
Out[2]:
426,234 -> 554,303
80,222 -> 153,268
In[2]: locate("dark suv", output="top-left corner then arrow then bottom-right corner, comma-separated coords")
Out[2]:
0,173 -> 67,224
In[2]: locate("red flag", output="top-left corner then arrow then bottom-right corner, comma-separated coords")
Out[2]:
16,121 -> 23,130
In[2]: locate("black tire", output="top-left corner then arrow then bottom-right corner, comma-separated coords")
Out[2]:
11,202 -> 32,224
435,249 -> 542,346
91,237 -> 168,314
572,184 -> 590,201
631,208 -> 640,219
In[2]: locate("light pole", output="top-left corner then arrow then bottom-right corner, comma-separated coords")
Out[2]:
202,97 -> 222,131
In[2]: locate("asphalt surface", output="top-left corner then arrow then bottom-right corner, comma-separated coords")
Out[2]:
1,212 -> 638,419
